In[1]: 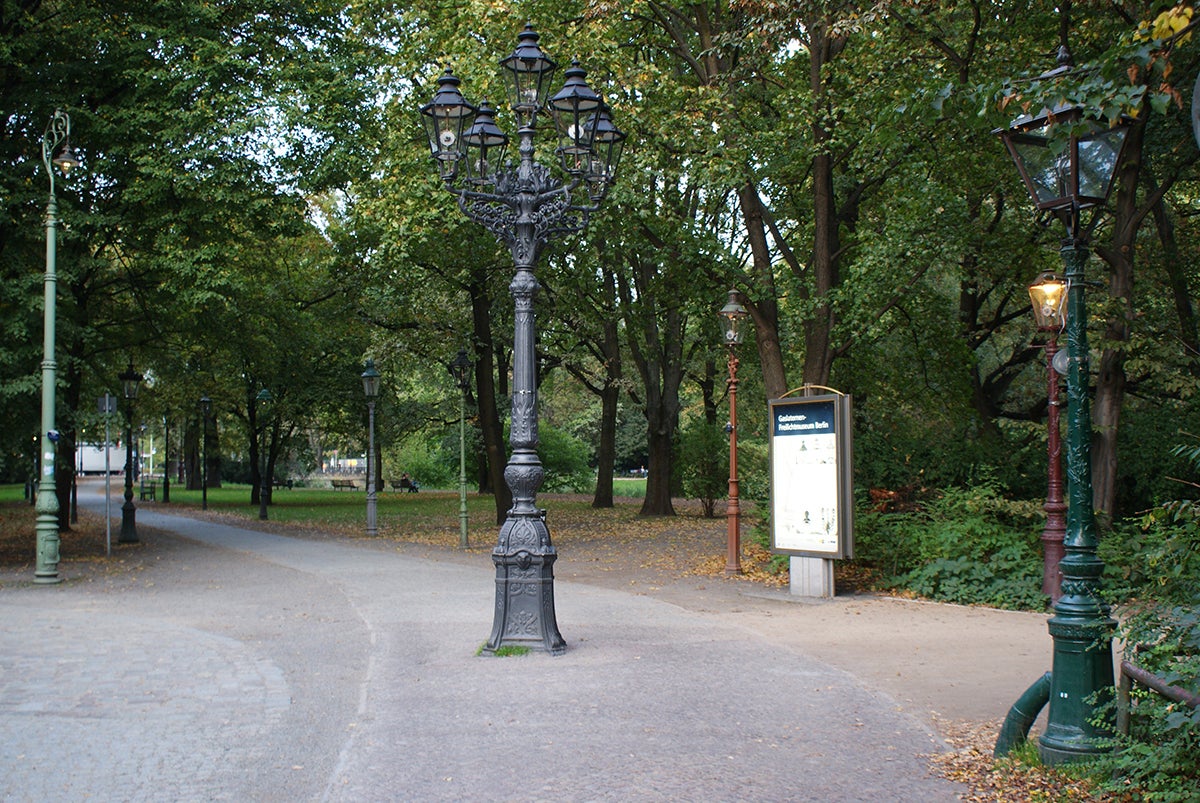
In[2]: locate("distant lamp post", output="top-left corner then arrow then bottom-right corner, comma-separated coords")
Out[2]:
1029,271 -> 1068,603
361,360 -> 381,537
199,396 -> 211,510
419,24 -> 624,655
256,388 -> 273,520
33,108 -> 80,584
718,290 -> 749,576
996,45 -> 1132,765
448,349 -> 472,549
118,361 -> 143,543
162,414 -> 171,503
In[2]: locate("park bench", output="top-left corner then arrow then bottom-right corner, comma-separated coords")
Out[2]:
331,479 -> 358,491
390,477 -> 419,493
273,478 -> 293,490
139,481 -> 157,501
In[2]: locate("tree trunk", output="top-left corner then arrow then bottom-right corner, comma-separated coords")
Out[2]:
1092,116 -> 1145,525
736,182 -> 788,399
801,21 -> 845,388
471,275 -> 511,524
591,268 -> 622,509
642,419 -> 676,517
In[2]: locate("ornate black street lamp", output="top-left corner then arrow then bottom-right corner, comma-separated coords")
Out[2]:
718,291 -> 749,575
361,359 -> 381,537
256,388 -> 272,520
448,349 -> 472,549
118,361 -> 143,543
420,24 -> 625,654
996,46 -> 1132,764
33,109 -> 80,584
1029,272 -> 1068,603
199,396 -> 211,510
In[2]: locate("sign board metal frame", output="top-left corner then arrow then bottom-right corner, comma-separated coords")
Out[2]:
769,393 -> 854,559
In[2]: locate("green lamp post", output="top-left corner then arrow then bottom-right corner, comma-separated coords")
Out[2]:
996,46 -> 1132,765
33,109 -> 80,584
361,360 -> 381,537
448,349 -> 472,549
256,388 -> 273,520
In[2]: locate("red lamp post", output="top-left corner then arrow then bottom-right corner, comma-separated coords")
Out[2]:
1029,271 -> 1068,603
718,290 -> 749,576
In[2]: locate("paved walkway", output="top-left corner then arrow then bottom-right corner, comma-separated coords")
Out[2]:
0,487 -> 1052,801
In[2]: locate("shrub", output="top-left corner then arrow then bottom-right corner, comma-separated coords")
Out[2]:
674,420 -> 728,518
1094,439 -> 1200,801
852,476 -> 1046,609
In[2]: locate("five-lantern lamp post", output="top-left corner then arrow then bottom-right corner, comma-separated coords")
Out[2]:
33,108 -> 81,584
362,359 -> 381,537
256,388 -> 273,520
718,291 -> 749,576
118,361 -> 144,544
199,396 -> 211,510
995,45 -> 1132,765
448,349 -> 472,549
419,23 -> 625,655
1029,272 -> 1069,603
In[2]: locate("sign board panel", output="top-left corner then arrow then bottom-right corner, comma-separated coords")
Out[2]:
769,393 -> 854,559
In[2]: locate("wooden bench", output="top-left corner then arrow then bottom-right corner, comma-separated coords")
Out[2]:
331,479 -> 358,491
273,478 -> 293,490
390,478 -> 419,493
139,481 -> 157,501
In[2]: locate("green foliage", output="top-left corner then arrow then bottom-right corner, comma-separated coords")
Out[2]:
385,433 -> 454,491
674,419 -> 728,518
1094,436 -> 1200,800
537,424 -> 594,494
853,478 -> 1046,609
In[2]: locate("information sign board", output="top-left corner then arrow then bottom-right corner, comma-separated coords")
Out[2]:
769,393 -> 854,559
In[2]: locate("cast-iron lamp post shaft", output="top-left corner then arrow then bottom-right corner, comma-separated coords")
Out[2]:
725,351 -> 742,575
1042,334 -> 1066,602
34,109 -> 78,583
1039,242 -> 1116,763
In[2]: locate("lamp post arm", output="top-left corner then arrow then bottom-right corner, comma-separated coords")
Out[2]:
42,111 -> 70,194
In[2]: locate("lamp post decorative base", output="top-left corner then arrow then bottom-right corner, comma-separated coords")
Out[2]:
485,537 -> 566,655
484,464 -> 565,655
1038,610 -> 1116,764
33,508 -> 62,584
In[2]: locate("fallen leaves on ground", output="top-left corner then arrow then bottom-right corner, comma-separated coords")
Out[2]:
927,719 -> 1122,802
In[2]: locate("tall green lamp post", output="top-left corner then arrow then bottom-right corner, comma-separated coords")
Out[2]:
34,109 -> 81,584
448,349 -> 472,549
361,360 -> 381,537
118,361 -> 144,544
256,388 -> 273,520
996,47 -> 1132,765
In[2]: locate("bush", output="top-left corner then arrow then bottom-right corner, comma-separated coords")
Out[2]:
674,420 -> 728,517
1094,440 -> 1200,801
852,476 -> 1046,609
537,424 -> 593,493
